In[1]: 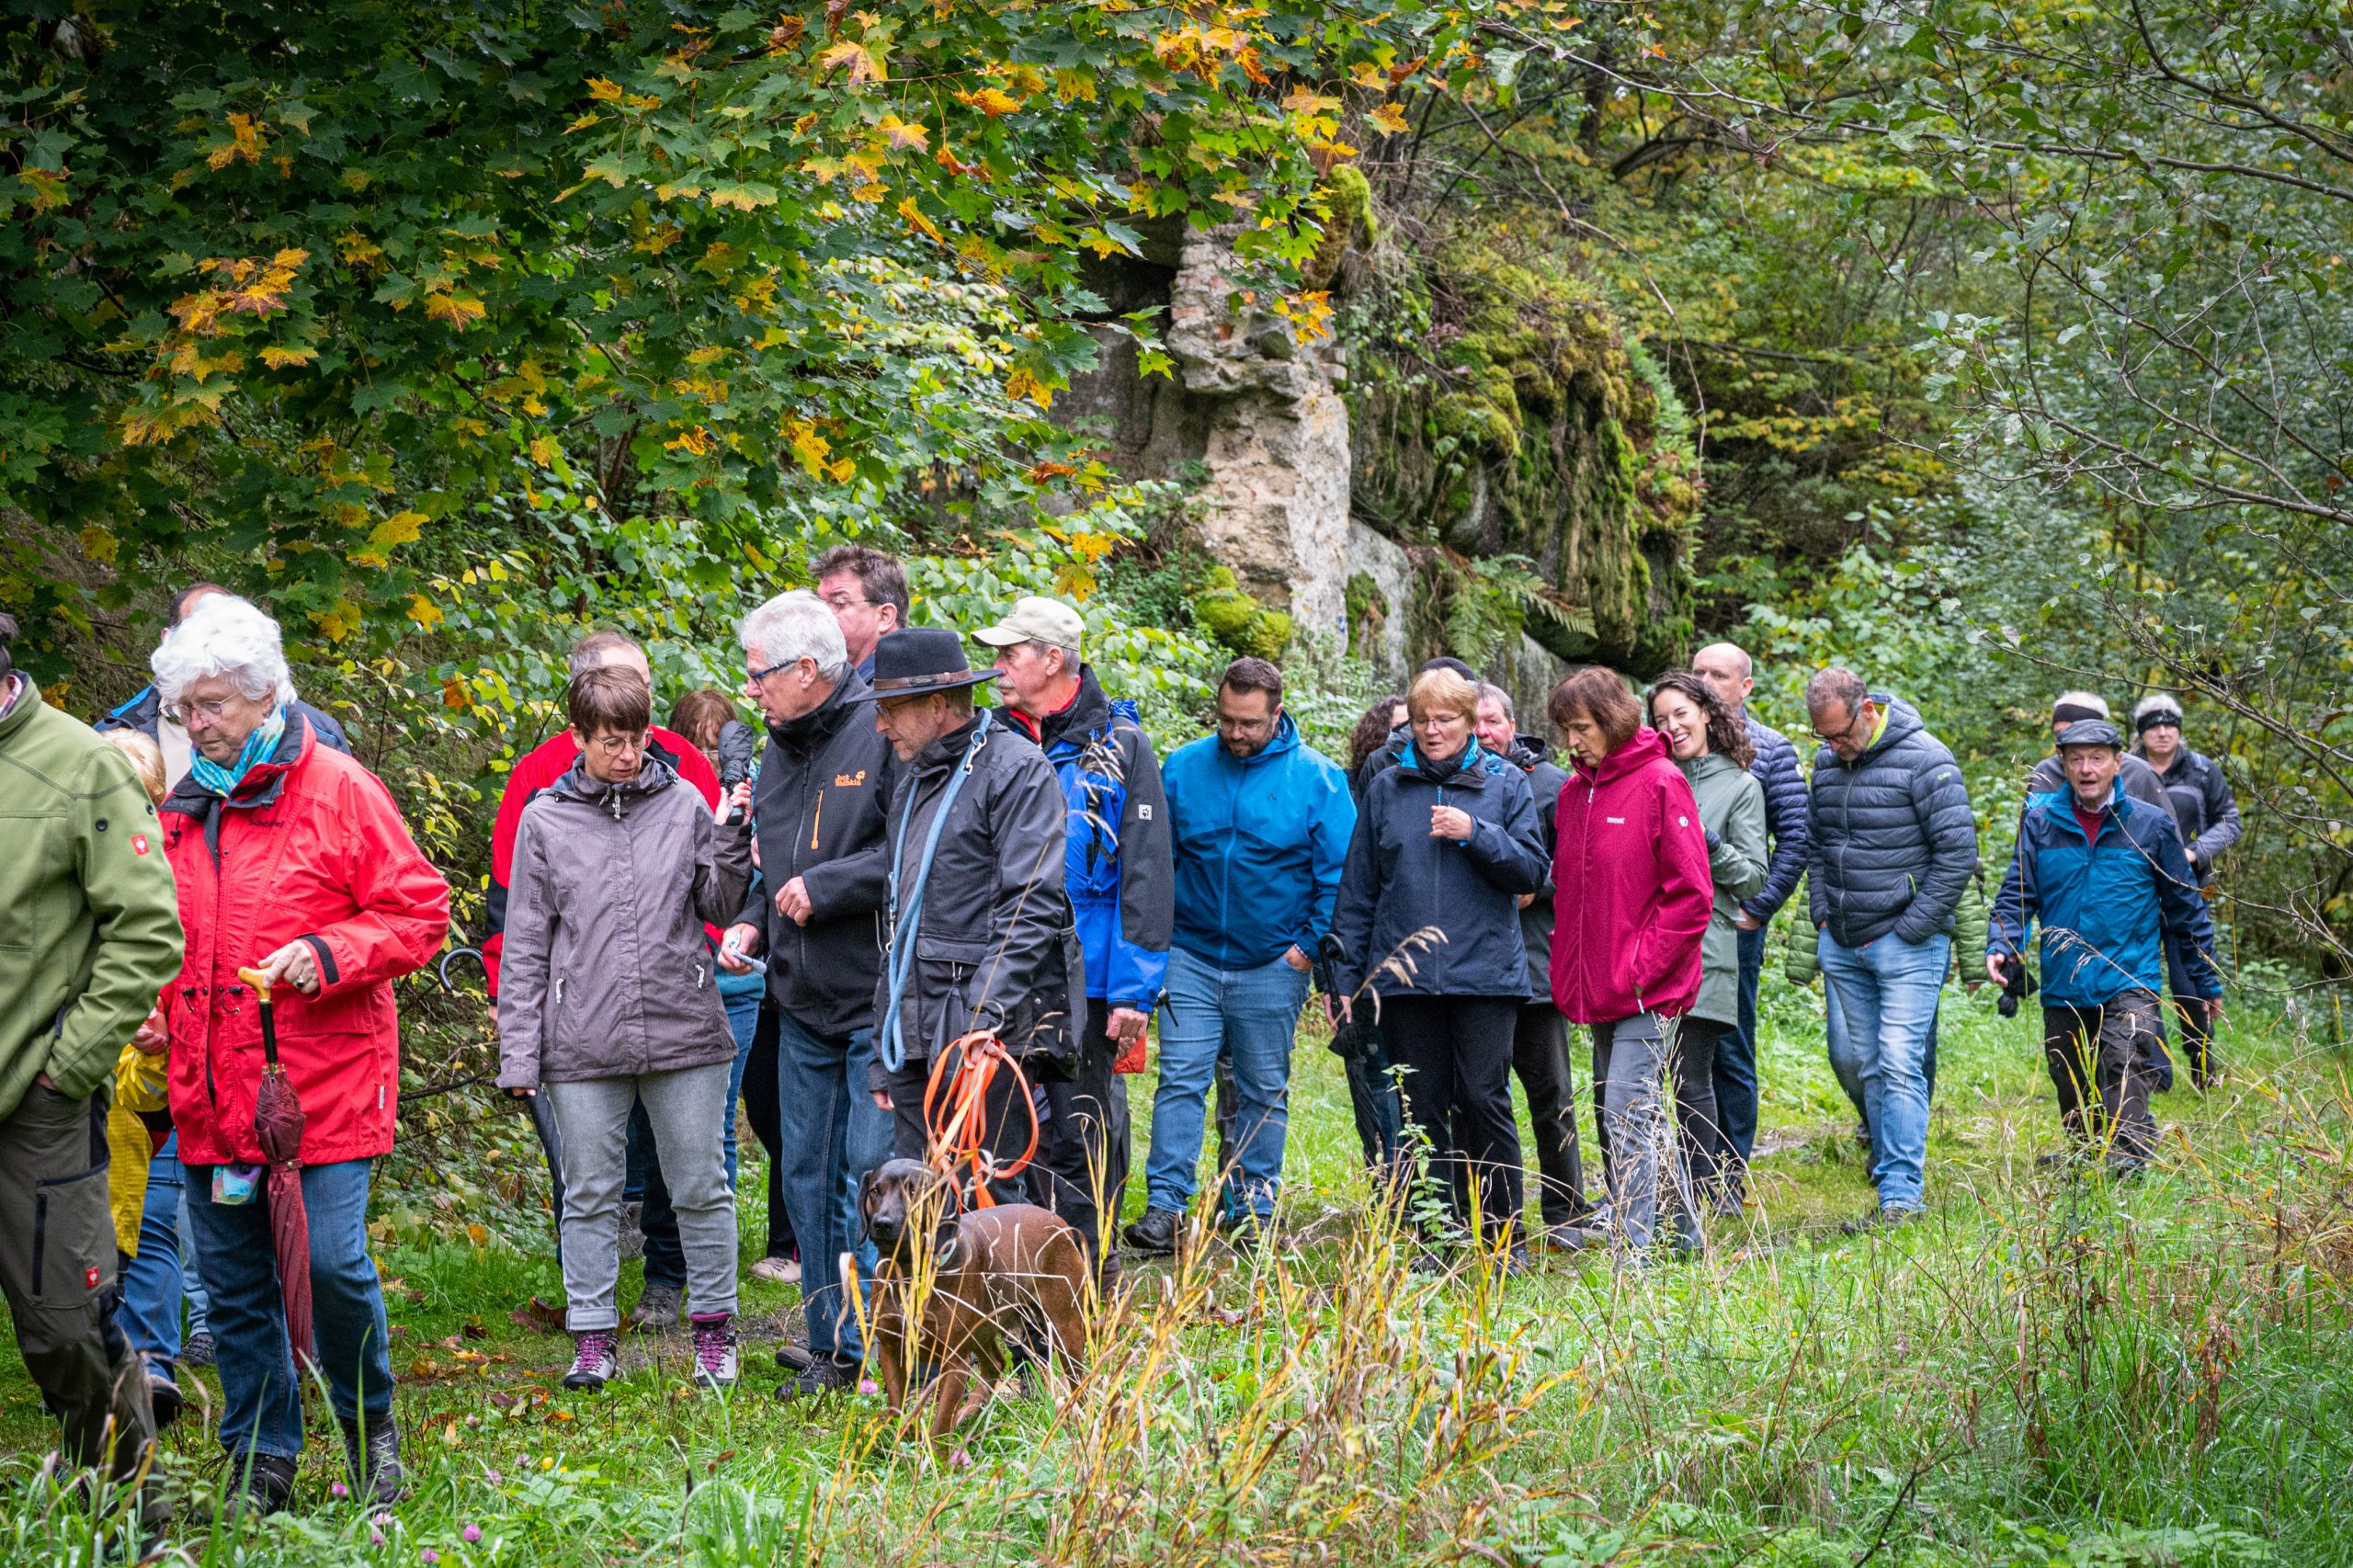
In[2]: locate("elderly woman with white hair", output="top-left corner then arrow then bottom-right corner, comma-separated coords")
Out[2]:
153,594 -> 449,1517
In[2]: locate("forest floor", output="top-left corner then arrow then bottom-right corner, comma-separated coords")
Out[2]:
5,980 -> 2351,1567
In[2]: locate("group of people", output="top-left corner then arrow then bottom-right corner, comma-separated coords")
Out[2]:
0,549 -> 2238,1521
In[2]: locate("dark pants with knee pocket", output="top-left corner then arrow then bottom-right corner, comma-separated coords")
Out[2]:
0,1085 -> 153,1480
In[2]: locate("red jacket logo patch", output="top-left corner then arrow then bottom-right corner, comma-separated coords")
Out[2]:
84,1265 -> 101,1290
131,833 -> 150,855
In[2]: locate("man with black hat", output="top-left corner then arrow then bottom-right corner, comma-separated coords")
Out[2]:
858,627 -> 1085,1203
1989,720 -> 2221,1174
2026,692 -> 2167,808
2131,692 -> 2239,1087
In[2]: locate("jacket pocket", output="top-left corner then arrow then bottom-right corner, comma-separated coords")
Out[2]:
33,1160 -> 115,1310
916,934 -> 994,967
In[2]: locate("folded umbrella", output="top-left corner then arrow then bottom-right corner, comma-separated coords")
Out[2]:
239,965 -> 314,1366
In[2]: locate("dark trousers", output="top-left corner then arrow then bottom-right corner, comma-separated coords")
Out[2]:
2164,926 -> 2217,1085
888,1040 -> 1033,1207
739,1006 -> 799,1260
1511,1004 -> 1588,1228
1029,1009 -> 1121,1270
1673,1017 -> 1729,1206
0,1086 -> 151,1480
1723,923 -> 1768,1167
1382,995 -> 1523,1243
1336,1027 -> 1406,1181
2043,993 -> 2160,1164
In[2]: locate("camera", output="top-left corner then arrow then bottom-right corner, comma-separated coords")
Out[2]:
1995,952 -> 2037,1017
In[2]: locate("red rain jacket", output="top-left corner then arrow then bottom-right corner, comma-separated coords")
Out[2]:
1548,726 -> 1714,1023
161,720 -> 450,1166
482,726 -> 720,996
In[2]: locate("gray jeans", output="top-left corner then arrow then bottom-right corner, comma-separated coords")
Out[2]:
1592,1014 -> 1700,1253
543,1064 -> 737,1331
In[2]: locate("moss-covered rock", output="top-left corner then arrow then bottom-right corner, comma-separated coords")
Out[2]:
1347,229 -> 1700,672
1304,165 -> 1378,291
1191,564 -> 1295,661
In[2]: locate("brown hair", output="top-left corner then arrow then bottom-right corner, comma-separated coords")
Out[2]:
1547,666 -> 1643,754
667,688 -> 736,751
103,729 -> 169,805
1646,670 -> 1756,769
1219,656 -> 1284,706
811,544 -> 910,617
567,665 -> 652,737
1406,667 -> 1480,724
1348,694 -> 1404,773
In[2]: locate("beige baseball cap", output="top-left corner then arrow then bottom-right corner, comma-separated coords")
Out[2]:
972,595 -> 1084,653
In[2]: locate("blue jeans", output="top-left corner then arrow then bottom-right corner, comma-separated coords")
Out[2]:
1722,924 -> 1767,1167
1816,930 -> 1948,1210
118,1133 -> 210,1379
184,1157 -> 392,1460
1827,987 -> 1940,1136
774,1011 -> 892,1363
720,972 -> 764,1189
1145,949 -> 1310,1223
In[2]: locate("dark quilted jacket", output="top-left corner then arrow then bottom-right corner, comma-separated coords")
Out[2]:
1742,714 -> 1810,923
1805,694 -> 1978,948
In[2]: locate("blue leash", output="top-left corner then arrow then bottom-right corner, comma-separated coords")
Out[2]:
879,710 -> 995,1074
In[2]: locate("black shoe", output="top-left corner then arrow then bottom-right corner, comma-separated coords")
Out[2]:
778,1357 -> 861,1398
1121,1208 -> 1179,1256
338,1413 -> 406,1506
1841,1203 -> 1923,1235
147,1370 -> 183,1431
180,1330 -> 216,1369
773,1343 -> 815,1372
225,1453 -> 297,1519
1498,1243 -> 1530,1278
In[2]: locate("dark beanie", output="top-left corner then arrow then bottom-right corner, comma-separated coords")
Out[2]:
1418,655 -> 1476,681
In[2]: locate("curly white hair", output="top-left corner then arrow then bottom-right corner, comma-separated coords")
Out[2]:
151,593 -> 296,712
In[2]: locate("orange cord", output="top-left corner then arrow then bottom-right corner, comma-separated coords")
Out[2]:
921,1031 -> 1039,1210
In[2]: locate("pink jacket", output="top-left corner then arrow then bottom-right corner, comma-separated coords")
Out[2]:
1548,727 -> 1714,1023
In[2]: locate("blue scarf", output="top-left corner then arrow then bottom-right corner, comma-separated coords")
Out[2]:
188,707 -> 287,797
1400,735 -> 1482,781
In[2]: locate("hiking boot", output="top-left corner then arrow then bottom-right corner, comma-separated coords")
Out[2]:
563,1329 -> 620,1392
2105,1153 -> 2151,1181
748,1255 -> 801,1286
146,1369 -> 183,1432
1122,1208 -> 1179,1256
618,1199 -> 645,1261
778,1356 -> 861,1398
1544,1219 -> 1609,1252
631,1282 -> 683,1333
179,1330 -> 216,1369
1843,1202 -> 1925,1235
1498,1242 -> 1531,1278
690,1313 -> 739,1390
773,1342 -> 815,1371
223,1453 -> 297,1519
337,1413 -> 405,1506
1851,1120 -> 1870,1148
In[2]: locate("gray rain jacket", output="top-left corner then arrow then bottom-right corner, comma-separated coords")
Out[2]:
495,758 -> 753,1089
869,714 -> 1086,1092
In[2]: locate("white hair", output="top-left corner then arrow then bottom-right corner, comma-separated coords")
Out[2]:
151,594 -> 295,712
1476,681 -> 1514,720
2052,689 -> 2110,720
740,589 -> 847,683
2133,692 -> 2183,727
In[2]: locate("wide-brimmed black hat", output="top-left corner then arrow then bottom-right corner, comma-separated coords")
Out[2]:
849,626 -> 999,700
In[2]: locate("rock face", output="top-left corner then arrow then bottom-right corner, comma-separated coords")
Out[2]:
1058,215 -> 1699,689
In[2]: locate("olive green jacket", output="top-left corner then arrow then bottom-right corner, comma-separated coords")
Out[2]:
0,679 -> 184,1119
1679,751 -> 1768,1027
1783,864 -> 1990,988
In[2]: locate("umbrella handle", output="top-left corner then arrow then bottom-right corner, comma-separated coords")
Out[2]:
236,965 -> 281,1067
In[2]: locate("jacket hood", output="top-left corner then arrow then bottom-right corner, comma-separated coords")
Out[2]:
550,756 -> 678,812
1222,710 -> 1302,767
1860,694 -> 1924,758
1398,736 -> 1488,786
1000,665 -> 1109,754
769,668 -> 870,752
1577,725 -> 1671,786
1505,733 -> 1554,771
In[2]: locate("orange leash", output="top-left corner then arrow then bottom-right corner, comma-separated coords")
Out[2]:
922,1031 -> 1039,1209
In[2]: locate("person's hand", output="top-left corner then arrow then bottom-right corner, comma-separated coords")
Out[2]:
721,779 -> 753,824
718,923 -> 763,973
256,939 -> 322,995
506,1085 -> 536,1099
1965,980 -> 1984,994
871,1090 -> 893,1112
2206,997 -> 2224,1028
131,1007 -> 169,1055
1331,994 -> 1354,1028
1733,910 -> 1762,932
1516,892 -> 1535,909
775,876 -> 814,926
1984,954 -> 2007,988
1282,945 -> 1311,973
34,1072 -> 56,1093
1428,804 -> 1475,842
1107,1007 -> 1151,1044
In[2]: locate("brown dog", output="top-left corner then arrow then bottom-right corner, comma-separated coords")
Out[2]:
858,1158 -> 1091,1443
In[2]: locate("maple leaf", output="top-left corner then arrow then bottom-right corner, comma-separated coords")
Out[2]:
586,77 -> 625,102
369,510 -> 427,549
1368,102 -> 1412,135
897,196 -> 943,244
819,40 -> 886,84
206,112 -> 268,170
1280,86 -> 1339,115
425,291 -> 487,329
875,115 -> 929,152
955,86 -> 1024,117
1003,368 -> 1053,408
260,346 -> 319,369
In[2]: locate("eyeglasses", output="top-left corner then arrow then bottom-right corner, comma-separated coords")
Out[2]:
744,656 -> 804,689
163,694 -> 242,725
819,591 -> 872,611
1812,709 -> 1870,746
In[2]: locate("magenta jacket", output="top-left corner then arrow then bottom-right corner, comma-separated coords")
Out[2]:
1548,726 -> 1715,1023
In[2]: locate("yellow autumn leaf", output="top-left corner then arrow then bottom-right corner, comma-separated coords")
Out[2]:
818,40 -> 886,84
1280,86 -> 1339,115
312,599 -> 364,643
410,596 -> 445,631
1368,102 -> 1412,135
585,77 -> 625,102
260,346 -> 318,369
955,86 -> 1024,117
1004,369 -> 1053,409
425,292 -> 487,329
875,115 -> 929,152
528,435 -> 560,466
369,510 -> 426,550
78,526 -> 119,564
897,197 -> 943,244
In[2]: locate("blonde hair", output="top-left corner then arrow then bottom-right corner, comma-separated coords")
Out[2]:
1406,667 -> 1480,724
103,729 -> 168,805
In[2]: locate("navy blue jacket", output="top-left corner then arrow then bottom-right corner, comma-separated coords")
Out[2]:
98,683 -> 351,756
1742,714 -> 1809,924
996,667 -> 1171,1012
1163,713 -> 1354,971
1331,740 -> 1549,1001
1989,785 -> 2221,1007
1806,694 -> 1978,948
1504,735 -> 1569,999
2142,746 -> 2242,869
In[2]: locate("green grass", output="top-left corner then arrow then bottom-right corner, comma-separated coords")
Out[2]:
6,981 -> 2350,1566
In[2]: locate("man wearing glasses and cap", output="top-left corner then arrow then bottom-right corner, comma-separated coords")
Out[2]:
857,627 -> 1086,1207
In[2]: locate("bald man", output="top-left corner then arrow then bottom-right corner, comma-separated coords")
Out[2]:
1690,642 -> 1810,1204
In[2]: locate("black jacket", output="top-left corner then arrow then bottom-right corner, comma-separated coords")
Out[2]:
741,671 -> 897,1040
1332,740 -> 1548,1002
869,713 -> 1085,1089
1806,694 -> 1979,948
1505,734 -> 1569,1000
2139,746 -> 2241,869
98,683 -> 351,756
